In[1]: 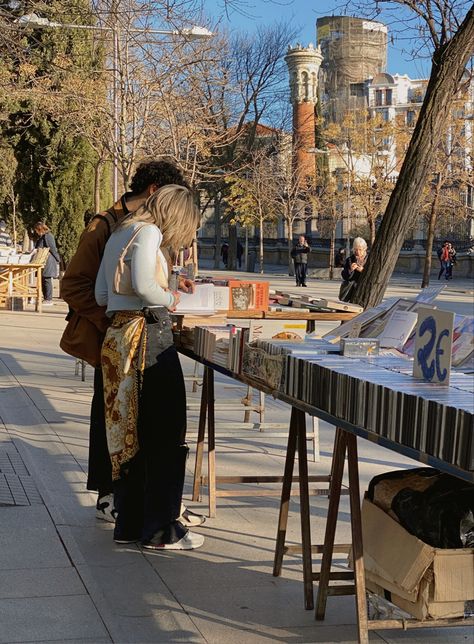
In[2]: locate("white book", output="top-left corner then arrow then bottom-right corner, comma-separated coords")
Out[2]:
214,286 -> 229,311
379,311 -> 418,350
174,283 -> 215,315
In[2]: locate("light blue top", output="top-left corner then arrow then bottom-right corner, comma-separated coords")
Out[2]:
95,222 -> 174,315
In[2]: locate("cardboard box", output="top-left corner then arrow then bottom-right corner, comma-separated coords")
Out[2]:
361,498 -> 474,620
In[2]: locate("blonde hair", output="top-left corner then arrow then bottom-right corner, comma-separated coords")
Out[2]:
119,184 -> 200,252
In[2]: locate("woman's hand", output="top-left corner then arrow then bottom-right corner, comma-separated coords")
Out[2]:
179,276 -> 195,293
168,290 -> 181,311
350,262 -> 358,271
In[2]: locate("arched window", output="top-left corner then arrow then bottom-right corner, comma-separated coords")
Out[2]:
301,71 -> 309,101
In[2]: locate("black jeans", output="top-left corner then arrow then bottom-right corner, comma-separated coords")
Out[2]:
294,262 -> 308,286
87,368 -> 113,496
113,346 -> 187,542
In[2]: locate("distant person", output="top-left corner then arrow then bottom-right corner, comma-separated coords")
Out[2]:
33,221 -> 60,306
339,237 -> 368,302
237,240 -> 244,269
0,220 -> 13,247
335,247 -> 346,268
291,235 -> 311,286
220,242 -> 229,268
437,240 -> 456,280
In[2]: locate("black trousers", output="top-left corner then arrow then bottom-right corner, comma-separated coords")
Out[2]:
294,262 -> 308,285
87,368 -> 113,496
41,276 -> 53,301
113,346 -> 188,542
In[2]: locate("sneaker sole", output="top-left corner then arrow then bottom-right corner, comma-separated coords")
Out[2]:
96,511 -> 116,523
141,536 -> 204,551
114,539 -> 139,544
180,514 -> 206,527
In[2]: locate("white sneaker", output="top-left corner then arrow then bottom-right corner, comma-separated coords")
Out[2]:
43,300 -> 54,306
142,531 -> 204,551
96,494 -> 117,523
179,503 -> 206,527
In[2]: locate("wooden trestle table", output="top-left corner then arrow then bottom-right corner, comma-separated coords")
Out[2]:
178,347 -> 474,644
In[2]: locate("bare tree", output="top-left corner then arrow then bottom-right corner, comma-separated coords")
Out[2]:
346,0 -> 474,307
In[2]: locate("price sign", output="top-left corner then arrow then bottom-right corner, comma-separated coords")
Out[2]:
413,307 -> 454,385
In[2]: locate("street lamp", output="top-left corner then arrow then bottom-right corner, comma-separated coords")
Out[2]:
13,12 -> 213,199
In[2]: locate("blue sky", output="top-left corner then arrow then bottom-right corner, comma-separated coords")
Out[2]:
203,0 -> 433,79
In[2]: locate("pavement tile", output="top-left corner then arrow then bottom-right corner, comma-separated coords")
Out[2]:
0,506 -> 70,570
0,566 -> 85,599
0,595 -> 108,643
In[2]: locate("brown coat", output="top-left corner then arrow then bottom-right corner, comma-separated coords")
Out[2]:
60,196 -> 130,368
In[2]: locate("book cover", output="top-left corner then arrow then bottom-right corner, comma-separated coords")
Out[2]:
228,280 -> 269,312
379,311 -> 418,349
248,319 -> 307,342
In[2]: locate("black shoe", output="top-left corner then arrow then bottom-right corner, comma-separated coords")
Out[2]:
302,283 -> 307,287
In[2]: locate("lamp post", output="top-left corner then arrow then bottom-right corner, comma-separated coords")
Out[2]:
14,12 -> 213,200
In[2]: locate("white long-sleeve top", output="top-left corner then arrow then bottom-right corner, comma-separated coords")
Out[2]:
95,223 -> 174,315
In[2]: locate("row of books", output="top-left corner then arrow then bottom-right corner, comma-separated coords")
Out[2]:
282,352 -> 473,471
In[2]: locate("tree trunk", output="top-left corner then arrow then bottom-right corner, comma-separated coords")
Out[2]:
94,159 -> 103,213
421,200 -> 439,288
259,214 -> 264,273
369,217 -> 376,246
329,223 -> 336,280
287,220 -> 294,276
352,6 -> 474,308
214,197 -> 221,269
244,227 -> 249,271
10,189 -> 17,248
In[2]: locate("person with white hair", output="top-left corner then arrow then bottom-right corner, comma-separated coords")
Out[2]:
339,237 -> 368,302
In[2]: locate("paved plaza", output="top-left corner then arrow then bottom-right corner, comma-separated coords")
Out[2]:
0,271 -> 472,643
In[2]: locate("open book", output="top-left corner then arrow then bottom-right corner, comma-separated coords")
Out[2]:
174,283 -> 216,315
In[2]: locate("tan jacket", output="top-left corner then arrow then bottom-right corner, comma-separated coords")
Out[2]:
59,196 -> 130,368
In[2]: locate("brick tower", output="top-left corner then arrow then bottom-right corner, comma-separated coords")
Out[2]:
285,43 -> 323,178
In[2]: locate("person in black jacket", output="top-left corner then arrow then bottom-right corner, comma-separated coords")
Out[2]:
291,235 -> 311,286
339,237 -> 368,301
33,221 -> 60,305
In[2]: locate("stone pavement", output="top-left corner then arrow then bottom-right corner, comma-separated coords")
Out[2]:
0,277 -> 473,643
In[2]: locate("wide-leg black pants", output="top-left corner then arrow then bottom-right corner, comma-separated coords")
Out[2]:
113,346 -> 187,543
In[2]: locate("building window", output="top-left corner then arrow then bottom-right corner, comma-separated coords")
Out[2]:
406,110 -> 416,126
385,89 -> 393,105
382,109 -> 389,121
375,89 -> 383,106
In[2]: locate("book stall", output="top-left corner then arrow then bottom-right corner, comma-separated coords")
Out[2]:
173,279 -> 474,643
0,247 -> 50,312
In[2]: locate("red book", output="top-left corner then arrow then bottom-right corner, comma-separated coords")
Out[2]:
227,280 -> 269,312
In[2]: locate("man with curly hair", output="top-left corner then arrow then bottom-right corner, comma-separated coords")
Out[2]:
60,159 -> 204,528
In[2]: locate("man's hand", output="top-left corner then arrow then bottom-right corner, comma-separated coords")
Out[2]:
179,276 -> 195,293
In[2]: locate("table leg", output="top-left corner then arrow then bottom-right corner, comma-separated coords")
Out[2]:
273,406 -> 298,577
315,427 -> 347,620
37,267 -> 42,313
192,366 -> 208,502
207,368 -> 216,517
347,433 -> 369,644
296,408 -> 314,610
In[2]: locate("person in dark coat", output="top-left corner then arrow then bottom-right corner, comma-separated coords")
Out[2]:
236,240 -> 244,269
339,237 -> 368,301
34,221 -> 60,305
220,242 -> 229,267
335,247 -> 346,268
291,235 -> 311,286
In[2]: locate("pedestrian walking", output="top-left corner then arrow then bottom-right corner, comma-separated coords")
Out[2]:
237,240 -> 244,269
95,184 -> 204,550
291,235 -> 311,286
437,240 -> 456,280
220,242 -> 229,267
0,220 -> 13,247
33,222 -> 60,305
60,159 -> 203,529
339,237 -> 368,302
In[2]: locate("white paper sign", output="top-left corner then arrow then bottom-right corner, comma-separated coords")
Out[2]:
413,307 -> 454,385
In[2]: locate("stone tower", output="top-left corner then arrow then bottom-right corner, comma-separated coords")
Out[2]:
285,43 -> 323,177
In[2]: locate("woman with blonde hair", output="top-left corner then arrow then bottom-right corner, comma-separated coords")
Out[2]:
95,184 -> 203,550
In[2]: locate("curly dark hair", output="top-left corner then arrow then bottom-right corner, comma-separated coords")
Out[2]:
129,159 -> 187,195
